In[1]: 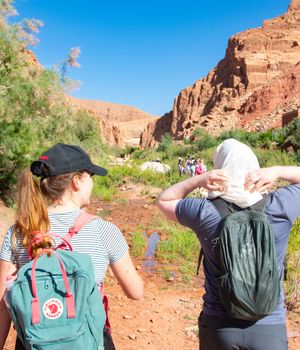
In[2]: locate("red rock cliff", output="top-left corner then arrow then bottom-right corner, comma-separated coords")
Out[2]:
141,0 -> 300,148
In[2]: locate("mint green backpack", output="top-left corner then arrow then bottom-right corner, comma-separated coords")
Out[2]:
8,212 -> 106,350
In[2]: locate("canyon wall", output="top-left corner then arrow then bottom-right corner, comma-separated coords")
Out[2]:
141,0 -> 300,147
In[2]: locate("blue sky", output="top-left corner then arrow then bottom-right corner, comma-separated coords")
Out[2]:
14,0 -> 290,116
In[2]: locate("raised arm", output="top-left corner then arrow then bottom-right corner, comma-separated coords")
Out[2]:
156,170 -> 228,222
244,166 -> 300,192
110,251 -> 143,300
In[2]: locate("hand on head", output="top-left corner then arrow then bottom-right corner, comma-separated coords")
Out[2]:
202,169 -> 228,192
244,168 -> 277,192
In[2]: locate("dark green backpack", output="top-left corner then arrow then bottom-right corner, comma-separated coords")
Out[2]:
198,196 -> 281,321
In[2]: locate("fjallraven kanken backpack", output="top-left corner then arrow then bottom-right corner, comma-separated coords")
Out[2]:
7,212 -> 106,350
199,196 -> 281,321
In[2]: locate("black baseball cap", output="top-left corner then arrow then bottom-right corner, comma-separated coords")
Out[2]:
30,143 -> 107,178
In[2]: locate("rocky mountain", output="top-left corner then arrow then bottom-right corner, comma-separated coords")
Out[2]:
141,0 -> 300,148
68,97 -> 158,147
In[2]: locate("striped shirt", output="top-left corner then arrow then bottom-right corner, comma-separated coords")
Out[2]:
0,209 -> 128,284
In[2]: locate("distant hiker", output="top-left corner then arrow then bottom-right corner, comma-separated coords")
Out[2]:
196,159 -> 206,175
178,157 -> 184,176
190,158 -> 196,177
185,156 -> 192,176
156,138 -> 300,350
0,143 -> 143,350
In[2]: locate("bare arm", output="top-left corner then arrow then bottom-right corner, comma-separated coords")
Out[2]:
0,259 -> 16,350
156,170 -> 228,222
244,166 -> 300,192
110,251 -> 143,300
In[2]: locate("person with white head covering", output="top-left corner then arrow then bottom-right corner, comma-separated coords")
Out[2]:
208,138 -> 262,207
156,138 -> 300,350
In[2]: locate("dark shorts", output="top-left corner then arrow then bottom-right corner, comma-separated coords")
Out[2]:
198,312 -> 288,350
15,337 -> 24,350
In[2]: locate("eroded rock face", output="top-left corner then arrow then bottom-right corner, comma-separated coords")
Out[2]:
140,112 -> 173,148
68,97 -> 157,147
239,62 -> 300,131
141,0 -> 300,147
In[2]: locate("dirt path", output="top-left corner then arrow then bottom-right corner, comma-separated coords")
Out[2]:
1,185 -> 300,350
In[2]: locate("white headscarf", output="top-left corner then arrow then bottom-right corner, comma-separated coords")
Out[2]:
207,138 -> 262,208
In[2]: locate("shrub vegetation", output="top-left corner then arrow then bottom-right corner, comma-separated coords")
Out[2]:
0,1 -> 105,203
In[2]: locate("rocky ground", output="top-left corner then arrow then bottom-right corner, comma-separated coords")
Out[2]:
1,184 -> 299,350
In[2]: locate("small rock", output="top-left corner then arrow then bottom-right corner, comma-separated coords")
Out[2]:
128,334 -> 137,340
179,298 -> 190,303
185,325 -> 198,337
137,328 -> 147,333
123,314 -> 133,319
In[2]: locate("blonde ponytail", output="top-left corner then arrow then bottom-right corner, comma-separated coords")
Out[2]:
14,169 -> 50,253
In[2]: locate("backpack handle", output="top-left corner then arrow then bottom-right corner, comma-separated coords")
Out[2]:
28,232 -> 73,260
31,249 -> 76,324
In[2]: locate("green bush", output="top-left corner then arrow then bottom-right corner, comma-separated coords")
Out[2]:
284,218 -> 300,310
131,231 -> 147,257
255,148 -> 295,167
219,129 -> 250,144
0,4 -> 105,203
157,133 -> 173,152
282,118 -> 300,151
156,220 -> 199,262
288,219 -> 300,255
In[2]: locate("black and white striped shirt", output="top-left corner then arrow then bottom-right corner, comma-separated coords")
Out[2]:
0,209 -> 128,284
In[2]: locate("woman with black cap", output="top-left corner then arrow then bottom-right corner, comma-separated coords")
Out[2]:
0,143 -> 144,350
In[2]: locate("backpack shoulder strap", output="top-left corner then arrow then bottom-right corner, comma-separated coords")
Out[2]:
63,211 -> 98,244
248,193 -> 269,211
196,198 -> 233,275
211,193 -> 269,218
211,197 -> 241,218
